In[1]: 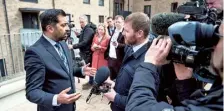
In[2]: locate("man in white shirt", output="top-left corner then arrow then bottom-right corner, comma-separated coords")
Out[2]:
104,15 -> 126,80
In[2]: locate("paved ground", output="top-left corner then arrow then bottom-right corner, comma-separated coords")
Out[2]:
0,77 -> 111,111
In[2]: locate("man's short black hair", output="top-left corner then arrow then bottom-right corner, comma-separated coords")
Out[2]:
40,9 -> 66,31
107,16 -> 113,20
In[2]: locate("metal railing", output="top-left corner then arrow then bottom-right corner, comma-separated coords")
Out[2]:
0,32 -> 42,82
0,29 -> 81,83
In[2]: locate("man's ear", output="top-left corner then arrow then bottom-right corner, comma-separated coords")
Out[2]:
136,30 -> 144,38
46,25 -> 55,33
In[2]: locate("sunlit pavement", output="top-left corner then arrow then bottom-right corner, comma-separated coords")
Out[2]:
0,77 -> 111,111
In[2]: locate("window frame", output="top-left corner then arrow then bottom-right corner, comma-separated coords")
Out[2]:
171,2 -> 178,12
86,14 -> 91,23
20,0 -> 38,3
99,15 -> 104,23
99,0 -> 104,6
83,0 -> 90,4
144,5 -> 151,18
21,12 -> 40,29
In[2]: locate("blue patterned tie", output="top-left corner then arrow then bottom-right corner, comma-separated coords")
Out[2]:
55,43 -> 69,72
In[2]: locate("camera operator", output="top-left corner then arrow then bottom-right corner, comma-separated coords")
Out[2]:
126,24 -> 223,111
206,0 -> 223,14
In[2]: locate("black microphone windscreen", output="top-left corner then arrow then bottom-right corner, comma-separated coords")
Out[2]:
94,66 -> 110,85
151,13 -> 186,35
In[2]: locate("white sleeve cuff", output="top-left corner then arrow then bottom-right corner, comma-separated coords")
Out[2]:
52,95 -> 61,106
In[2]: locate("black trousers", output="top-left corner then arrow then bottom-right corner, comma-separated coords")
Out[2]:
108,57 -> 122,80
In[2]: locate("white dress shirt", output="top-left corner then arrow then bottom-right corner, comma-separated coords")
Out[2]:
109,28 -> 123,59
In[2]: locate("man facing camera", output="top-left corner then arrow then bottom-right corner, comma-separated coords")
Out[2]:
24,9 -> 96,111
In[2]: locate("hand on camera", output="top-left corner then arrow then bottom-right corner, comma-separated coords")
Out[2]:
144,37 -> 172,66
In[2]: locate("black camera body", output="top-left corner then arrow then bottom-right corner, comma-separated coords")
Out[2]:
166,0 -> 222,69
74,57 -> 85,67
177,1 -> 221,25
177,1 -> 206,15
168,21 -> 220,68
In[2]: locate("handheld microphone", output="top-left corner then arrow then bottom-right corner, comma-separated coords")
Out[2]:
86,66 -> 110,103
151,13 -> 186,35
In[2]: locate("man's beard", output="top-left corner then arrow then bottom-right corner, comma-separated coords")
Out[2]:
125,35 -> 137,46
54,32 -> 67,41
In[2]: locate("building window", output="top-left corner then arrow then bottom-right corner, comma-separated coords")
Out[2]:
20,0 -> 38,3
83,0 -> 90,4
86,15 -> 91,23
171,2 -> 178,12
22,12 -> 39,29
99,16 -> 104,23
144,5 -> 151,18
114,0 -> 124,17
99,0 -> 104,6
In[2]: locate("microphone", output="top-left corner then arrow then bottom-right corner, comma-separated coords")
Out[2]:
86,66 -> 110,103
94,66 -> 110,86
151,13 -> 186,35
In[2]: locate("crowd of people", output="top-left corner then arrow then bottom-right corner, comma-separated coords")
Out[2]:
24,0 -> 223,111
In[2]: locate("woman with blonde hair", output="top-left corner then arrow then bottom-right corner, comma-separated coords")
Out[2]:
91,24 -> 110,69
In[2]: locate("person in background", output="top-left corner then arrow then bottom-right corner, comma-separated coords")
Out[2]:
107,17 -> 116,37
104,15 -> 126,80
91,24 -> 110,70
68,15 -> 95,90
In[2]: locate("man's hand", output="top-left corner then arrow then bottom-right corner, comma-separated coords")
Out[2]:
68,44 -> 73,49
57,87 -> 82,104
144,37 -> 172,65
173,63 -> 193,80
104,78 -> 115,89
112,41 -> 118,47
74,31 -> 80,36
83,63 -> 96,76
104,88 -> 116,102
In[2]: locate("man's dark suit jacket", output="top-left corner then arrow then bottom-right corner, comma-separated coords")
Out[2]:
24,36 -> 85,111
111,41 -> 151,111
